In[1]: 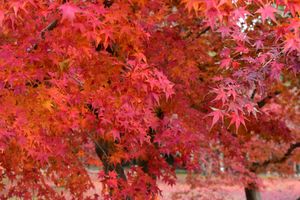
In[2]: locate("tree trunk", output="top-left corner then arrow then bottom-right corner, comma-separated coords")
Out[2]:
94,139 -> 127,180
94,140 -> 132,199
244,184 -> 262,200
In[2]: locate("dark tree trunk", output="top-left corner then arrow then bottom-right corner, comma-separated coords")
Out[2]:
94,138 -> 127,180
244,184 -> 262,200
94,139 -> 132,199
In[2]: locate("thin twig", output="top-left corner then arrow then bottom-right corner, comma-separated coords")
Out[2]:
260,50 -> 284,71
196,26 -> 210,38
69,73 -> 84,88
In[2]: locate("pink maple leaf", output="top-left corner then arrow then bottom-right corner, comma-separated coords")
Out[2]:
235,44 -> 249,54
228,111 -> 246,131
253,40 -> 264,50
220,58 -> 231,70
111,129 -> 120,140
283,33 -> 300,53
0,10 -> 4,27
212,87 -> 227,104
59,3 -> 81,23
244,102 -> 259,118
217,26 -> 231,38
232,7 -> 250,20
205,107 -> 225,129
256,4 -> 277,23
270,62 -> 284,80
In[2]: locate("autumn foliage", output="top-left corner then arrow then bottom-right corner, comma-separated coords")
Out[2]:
0,0 -> 299,199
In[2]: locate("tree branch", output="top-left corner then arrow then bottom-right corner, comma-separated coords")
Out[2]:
41,19 -> 58,39
250,142 -> 300,172
256,90 -> 281,108
250,89 -> 256,100
26,19 -> 59,52
196,26 -> 210,38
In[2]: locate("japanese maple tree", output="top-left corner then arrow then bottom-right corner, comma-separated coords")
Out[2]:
0,0 -> 299,200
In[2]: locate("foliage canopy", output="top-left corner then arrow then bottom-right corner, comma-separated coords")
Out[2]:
0,0 -> 299,199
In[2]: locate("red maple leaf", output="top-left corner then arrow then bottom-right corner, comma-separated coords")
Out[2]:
107,171 -> 118,188
0,0 -> 299,199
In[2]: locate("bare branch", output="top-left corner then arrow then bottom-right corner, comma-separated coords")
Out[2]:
41,19 -> 58,39
256,90 -> 281,108
87,132 -> 108,158
27,19 -> 59,52
196,26 -> 210,38
250,142 -> 300,172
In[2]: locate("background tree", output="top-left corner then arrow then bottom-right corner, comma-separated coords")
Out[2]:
0,0 -> 299,200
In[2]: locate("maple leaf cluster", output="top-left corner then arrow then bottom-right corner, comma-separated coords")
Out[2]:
0,0 -> 299,199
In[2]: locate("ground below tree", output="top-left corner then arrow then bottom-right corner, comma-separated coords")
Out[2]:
81,171 -> 300,200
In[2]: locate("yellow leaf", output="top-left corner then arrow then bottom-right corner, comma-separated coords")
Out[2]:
43,100 -> 54,112
59,59 -> 70,72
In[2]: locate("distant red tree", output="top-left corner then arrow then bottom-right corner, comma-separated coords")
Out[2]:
0,0 -> 299,199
